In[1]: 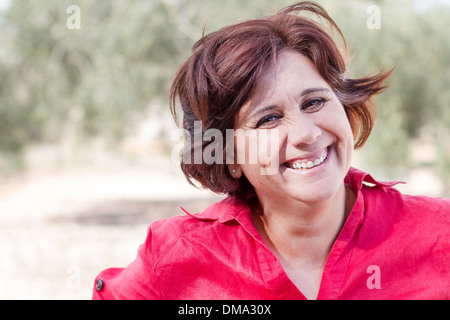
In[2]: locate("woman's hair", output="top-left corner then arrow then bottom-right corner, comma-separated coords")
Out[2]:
170,1 -> 392,196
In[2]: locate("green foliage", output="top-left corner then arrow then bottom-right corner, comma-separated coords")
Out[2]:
0,0 -> 194,150
327,0 -> 450,191
0,0 -> 449,193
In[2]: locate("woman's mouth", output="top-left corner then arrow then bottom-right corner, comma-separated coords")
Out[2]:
284,147 -> 329,171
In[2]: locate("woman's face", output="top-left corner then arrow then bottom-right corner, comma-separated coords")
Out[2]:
234,50 -> 354,205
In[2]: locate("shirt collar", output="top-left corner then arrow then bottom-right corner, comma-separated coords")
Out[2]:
345,167 -> 405,191
179,195 -> 249,223
181,167 -> 404,223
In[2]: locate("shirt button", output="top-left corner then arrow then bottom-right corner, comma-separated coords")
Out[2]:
96,279 -> 104,291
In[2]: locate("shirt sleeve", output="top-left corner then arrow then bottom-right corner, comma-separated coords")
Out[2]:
92,225 -> 161,300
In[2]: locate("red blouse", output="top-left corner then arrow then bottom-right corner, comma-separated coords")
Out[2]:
92,167 -> 450,299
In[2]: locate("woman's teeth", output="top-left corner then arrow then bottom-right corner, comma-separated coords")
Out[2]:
289,149 -> 328,170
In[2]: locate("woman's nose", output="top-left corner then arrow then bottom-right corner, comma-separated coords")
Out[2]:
287,113 -> 322,147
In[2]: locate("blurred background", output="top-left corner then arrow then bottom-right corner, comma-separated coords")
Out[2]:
0,0 -> 449,299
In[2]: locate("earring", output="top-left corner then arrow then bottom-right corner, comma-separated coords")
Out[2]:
229,167 -> 241,179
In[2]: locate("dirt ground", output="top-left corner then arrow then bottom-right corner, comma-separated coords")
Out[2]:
0,155 -> 222,299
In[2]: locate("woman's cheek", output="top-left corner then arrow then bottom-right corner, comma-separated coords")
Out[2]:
235,128 -> 282,177
257,129 -> 282,176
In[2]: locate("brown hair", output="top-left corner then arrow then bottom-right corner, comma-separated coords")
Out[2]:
170,1 -> 392,196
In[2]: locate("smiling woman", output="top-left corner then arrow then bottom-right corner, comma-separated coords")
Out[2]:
170,1 -> 390,197
93,1 -> 450,300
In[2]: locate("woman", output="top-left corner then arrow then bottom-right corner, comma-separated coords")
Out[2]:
93,2 -> 449,300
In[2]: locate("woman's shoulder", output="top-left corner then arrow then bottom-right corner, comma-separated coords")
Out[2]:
400,193 -> 450,223
361,176 -> 450,224
348,167 -> 450,223
92,196 -> 247,300
144,195 -> 249,254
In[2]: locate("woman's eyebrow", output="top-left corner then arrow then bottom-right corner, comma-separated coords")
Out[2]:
300,87 -> 331,96
248,87 -> 331,118
248,104 -> 278,119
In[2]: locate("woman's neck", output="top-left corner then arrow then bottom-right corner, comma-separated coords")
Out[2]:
250,183 -> 356,299
251,183 -> 355,266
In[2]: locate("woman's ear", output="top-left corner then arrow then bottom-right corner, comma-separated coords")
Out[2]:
228,165 -> 242,179
225,138 -> 242,179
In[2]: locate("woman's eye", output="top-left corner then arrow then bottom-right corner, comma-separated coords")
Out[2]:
256,114 -> 281,128
302,98 -> 326,112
